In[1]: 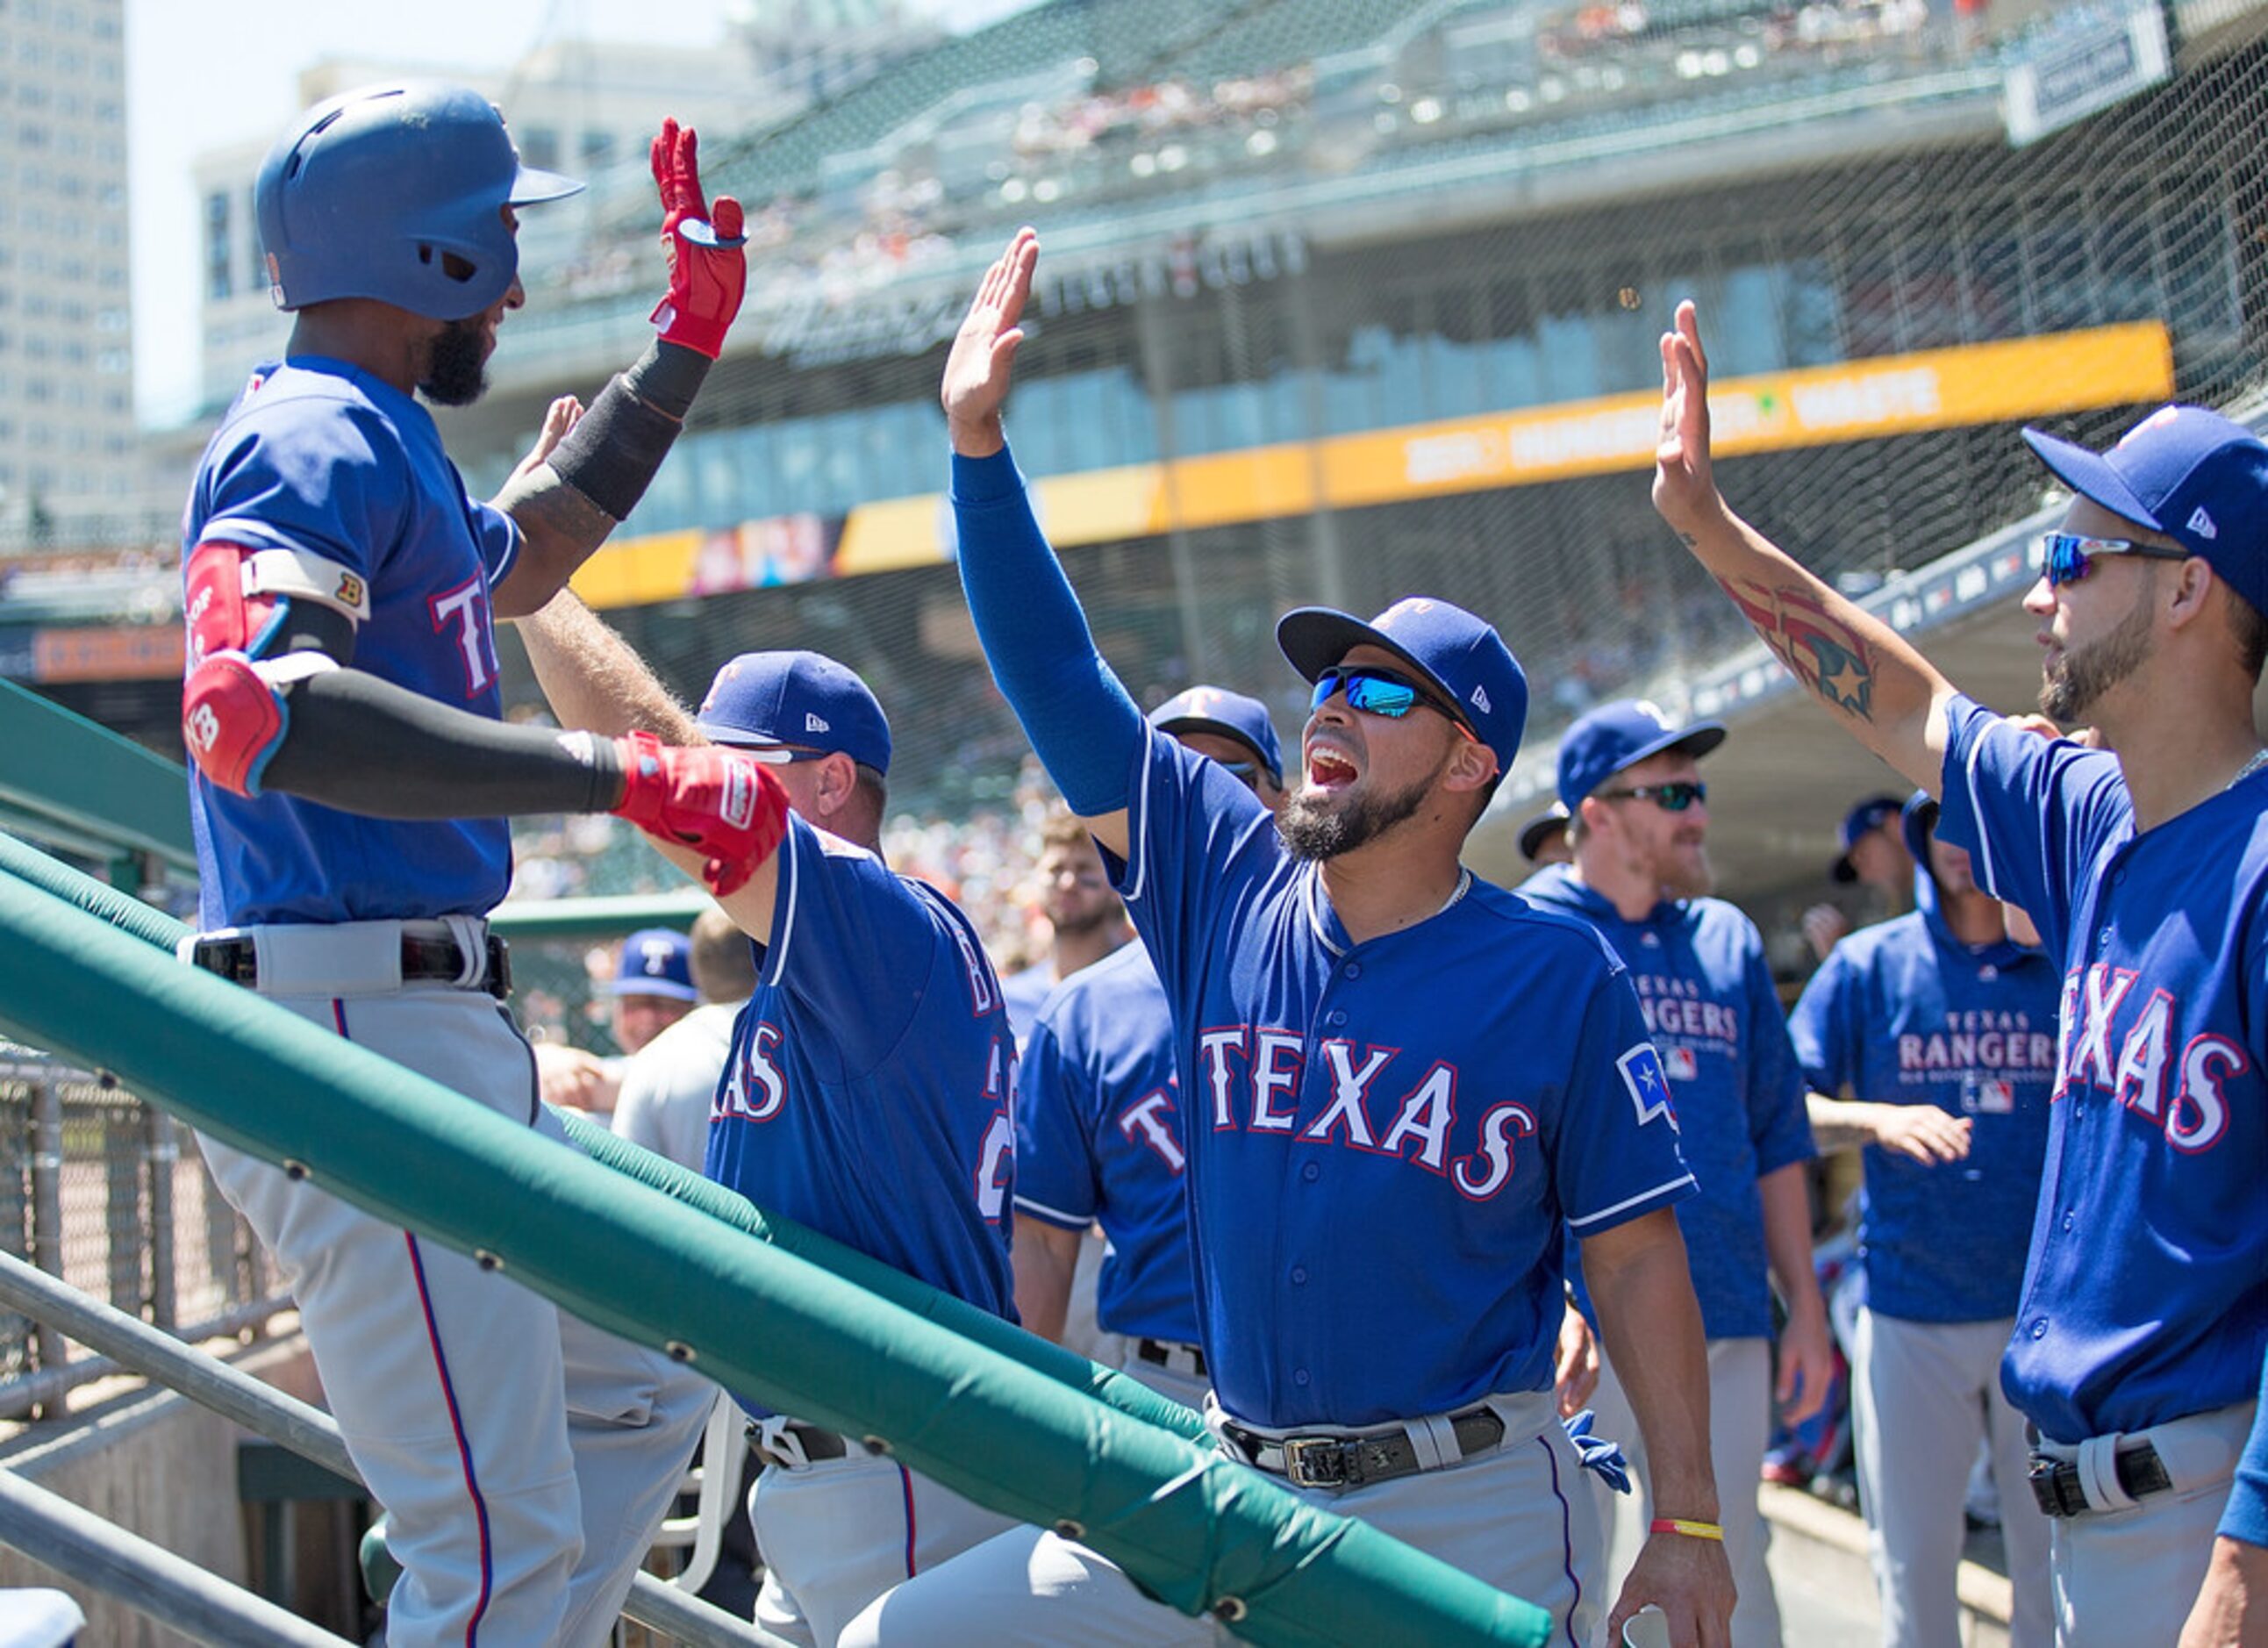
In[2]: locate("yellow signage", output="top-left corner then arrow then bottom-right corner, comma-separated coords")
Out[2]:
571,321 -> 2174,610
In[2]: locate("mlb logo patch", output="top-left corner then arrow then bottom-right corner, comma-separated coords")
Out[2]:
1963,1074 -> 2014,1114
1618,1043 -> 1678,1132
1663,1046 -> 1699,1082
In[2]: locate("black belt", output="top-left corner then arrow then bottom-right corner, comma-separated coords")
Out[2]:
748,1421 -> 863,1470
2028,1439 -> 2173,1518
190,931 -> 512,1001
1134,1338 -> 1207,1377
1220,1405 -> 1504,1490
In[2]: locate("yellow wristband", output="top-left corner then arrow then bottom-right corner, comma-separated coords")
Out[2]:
1649,1517 -> 1725,1542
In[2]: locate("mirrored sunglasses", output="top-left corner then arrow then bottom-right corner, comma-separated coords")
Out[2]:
1311,665 -> 1449,721
2036,531 -> 2190,587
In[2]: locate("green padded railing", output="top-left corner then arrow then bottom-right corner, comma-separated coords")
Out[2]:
0,845 -> 1552,1646
0,681 -> 194,876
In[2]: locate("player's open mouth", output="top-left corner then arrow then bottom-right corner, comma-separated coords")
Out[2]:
1307,749 -> 1358,789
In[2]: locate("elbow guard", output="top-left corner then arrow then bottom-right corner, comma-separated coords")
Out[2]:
182,649 -> 337,796
182,538 -> 367,796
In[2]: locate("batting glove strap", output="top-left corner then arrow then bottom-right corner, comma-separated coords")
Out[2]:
611,731 -> 786,897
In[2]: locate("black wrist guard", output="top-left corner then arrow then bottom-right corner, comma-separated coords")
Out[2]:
547,340 -> 713,522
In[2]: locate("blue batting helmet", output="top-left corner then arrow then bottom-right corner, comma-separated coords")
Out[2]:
254,82 -> 583,320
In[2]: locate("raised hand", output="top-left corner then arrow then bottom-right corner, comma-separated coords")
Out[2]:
509,395 -> 583,486
942,227 -> 1038,457
648,118 -> 747,360
1653,300 -> 1728,543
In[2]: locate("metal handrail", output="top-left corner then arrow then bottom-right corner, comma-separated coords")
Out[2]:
0,1466 -> 351,1648
0,1249 -> 777,1648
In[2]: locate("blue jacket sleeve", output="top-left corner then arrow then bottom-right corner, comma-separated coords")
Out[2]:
2222,1348 -> 2268,1545
949,445 -> 1147,816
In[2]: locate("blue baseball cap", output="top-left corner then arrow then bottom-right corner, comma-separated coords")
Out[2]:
696,650 -> 893,775
611,928 -> 696,1001
1148,685 -> 1284,784
1832,793 -> 1907,883
1556,699 -> 1726,812
1517,800 -> 1571,863
2023,405 -> 2268,620
1276,596 -> 1528,776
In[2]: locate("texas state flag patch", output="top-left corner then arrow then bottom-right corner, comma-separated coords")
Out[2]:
1619,1044 -> 1679,1132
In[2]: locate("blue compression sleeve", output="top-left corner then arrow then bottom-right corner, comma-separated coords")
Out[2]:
950,445 -> 1146,815
2218,1346 -> 2268,1546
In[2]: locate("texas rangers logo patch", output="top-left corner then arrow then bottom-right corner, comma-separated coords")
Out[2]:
1619,1044 -> 1679,1132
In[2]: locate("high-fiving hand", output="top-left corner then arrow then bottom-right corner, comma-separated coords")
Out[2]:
1652,300 -> 1727,544
649,118 -> 747,360
942,227 -> 1039,458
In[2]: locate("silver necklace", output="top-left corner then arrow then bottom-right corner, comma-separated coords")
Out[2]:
2229,748 -> 2268,792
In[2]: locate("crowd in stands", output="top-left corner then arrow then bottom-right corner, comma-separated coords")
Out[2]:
533,0 -> 2005,328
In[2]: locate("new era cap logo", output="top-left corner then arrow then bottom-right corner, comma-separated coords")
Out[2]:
1470,685 -> 1492,713
805,712 -> 830,734
2189,507 -> 2218,540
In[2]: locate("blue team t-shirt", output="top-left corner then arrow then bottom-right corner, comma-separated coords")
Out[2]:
1113,732 -> 1696,1429
1936,694 -> 2268,1447
1014,941 -> 1202,1346
999,960 -> 1055,1046
705,814 -> 1020,1398
184,358 -> 521,929
1520,865 -> 1816,1341
1789,904 -> 2056,1323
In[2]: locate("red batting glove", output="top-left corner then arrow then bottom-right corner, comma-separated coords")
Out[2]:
648,118 -> 746,359
612,731 -> 786,897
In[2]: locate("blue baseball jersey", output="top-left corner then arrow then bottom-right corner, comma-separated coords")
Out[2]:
1789,906 -> 2056,1323
1521,865 -> 1816,1340
1113,734 -> 1695,1429
184,358 -> 522,929
1013,942 -> 1201,1346
1937,694 -> 2268,1455
705,814 -> 1020,1402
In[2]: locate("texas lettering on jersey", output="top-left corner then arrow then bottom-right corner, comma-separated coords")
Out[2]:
2053,963 -> 2244,1152
1192,1027 -> 1553,1201
1117,1085 -> 1187,1173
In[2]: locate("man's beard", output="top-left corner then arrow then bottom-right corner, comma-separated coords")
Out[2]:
418,318 -> 490,406
1048,899 -> 1122,940
2039,588 -> 2154,723
1650,841 -> 1714,902
1279,771 -> 1434,862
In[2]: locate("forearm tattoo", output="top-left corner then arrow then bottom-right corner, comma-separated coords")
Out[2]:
1714,574 -> 1878,722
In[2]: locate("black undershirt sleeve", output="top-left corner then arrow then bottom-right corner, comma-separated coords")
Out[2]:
260,666 -> 623,819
